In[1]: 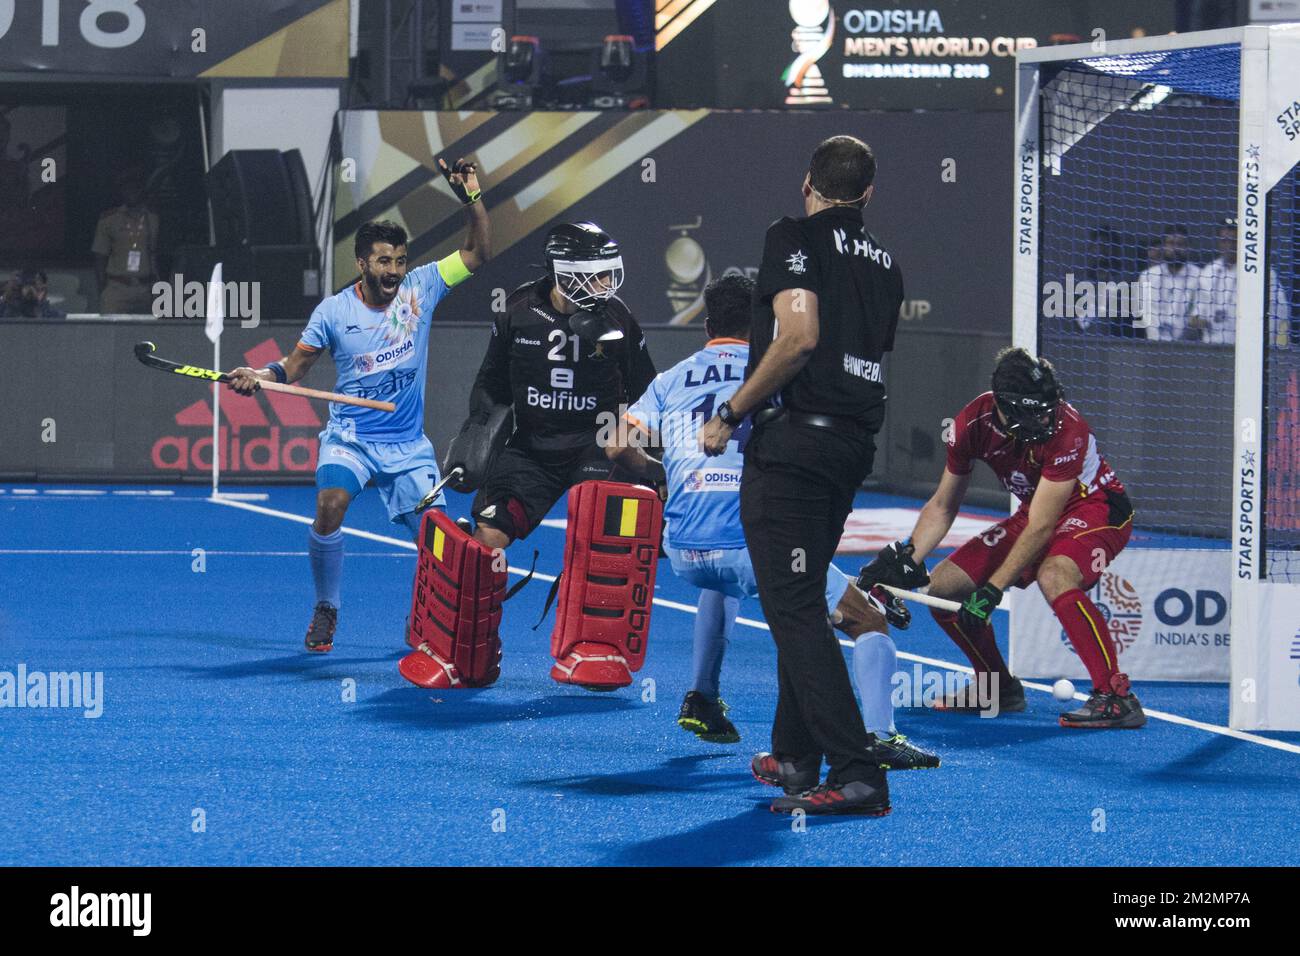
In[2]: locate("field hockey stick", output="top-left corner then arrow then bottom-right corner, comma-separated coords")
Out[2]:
133,341 -> 396,412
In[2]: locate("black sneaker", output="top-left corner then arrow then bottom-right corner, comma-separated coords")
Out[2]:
1059,690 -> 1147,729
677,691 -> 740,743
751,752 -> 820,795
932,674 -> 1026,714
305,602 -> 337,653
770,777 -> 891,817
867,733 -> 941,770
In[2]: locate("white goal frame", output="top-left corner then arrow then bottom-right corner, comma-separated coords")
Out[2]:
1011,25 -> 1300,730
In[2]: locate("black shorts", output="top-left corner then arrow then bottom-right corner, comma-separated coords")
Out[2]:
472,441 -> 630,541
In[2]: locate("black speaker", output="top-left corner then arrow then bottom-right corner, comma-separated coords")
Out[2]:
281,149 -> 315,248
208,150 -> 313,248
171,243 -> 321,322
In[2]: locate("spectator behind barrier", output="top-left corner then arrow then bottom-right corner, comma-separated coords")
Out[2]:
1135,225 -> 1200,342
93,166 -> 160,314
1195,217 -> 1292,347
1,268 -> 63,318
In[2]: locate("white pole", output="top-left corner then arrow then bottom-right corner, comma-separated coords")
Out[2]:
205,261 -> 225,499
1008,54 -> 1042,675
1229,27 -> 1272,729
212,335 -> 220,498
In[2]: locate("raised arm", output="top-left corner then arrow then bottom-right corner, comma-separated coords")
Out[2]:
437,157 -> 491,274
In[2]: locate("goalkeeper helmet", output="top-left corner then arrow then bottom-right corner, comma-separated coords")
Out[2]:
991,347 -> 1062,444
544,221 -> 625,309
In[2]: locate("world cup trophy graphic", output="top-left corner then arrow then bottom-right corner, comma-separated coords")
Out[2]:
664,216 -> 710,326
784,0 -> 835,106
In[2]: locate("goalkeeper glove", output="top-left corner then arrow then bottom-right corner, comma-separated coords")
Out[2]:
857,539 -> 930,592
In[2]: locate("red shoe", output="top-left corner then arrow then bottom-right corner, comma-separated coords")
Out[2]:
751,752 -> 819,795
550,642 -> 632,691
399,644 -> 501,689
770,778 -> 891,817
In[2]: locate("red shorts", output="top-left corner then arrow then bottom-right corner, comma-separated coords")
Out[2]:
946,491 -> 1133,590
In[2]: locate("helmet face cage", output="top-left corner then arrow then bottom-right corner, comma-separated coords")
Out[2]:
994,390 -> 1060,443
551,256 -> 625,309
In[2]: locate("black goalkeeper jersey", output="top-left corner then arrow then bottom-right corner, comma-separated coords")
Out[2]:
469,277 -> 657,451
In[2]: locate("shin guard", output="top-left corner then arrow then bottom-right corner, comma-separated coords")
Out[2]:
399,510 -> 506,689
550,481 -> 663,690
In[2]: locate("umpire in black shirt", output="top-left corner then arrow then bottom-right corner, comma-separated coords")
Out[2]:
699,136 -> 903,816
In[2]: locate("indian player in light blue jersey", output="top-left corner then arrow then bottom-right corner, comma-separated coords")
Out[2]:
607,275 -> 938,770
228,157 -> 489,653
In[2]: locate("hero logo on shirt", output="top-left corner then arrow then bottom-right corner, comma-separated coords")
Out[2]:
785,250 -> 808,274
832,227 -> 893,268
683,468 -> 742,493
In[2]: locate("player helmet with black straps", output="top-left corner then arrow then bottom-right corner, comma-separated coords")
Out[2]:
991,347 -> 1063,444
544,221 -> 625,310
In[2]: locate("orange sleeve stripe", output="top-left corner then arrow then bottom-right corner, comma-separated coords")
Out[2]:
295,341 -> 321,353
622,413 -> 648,432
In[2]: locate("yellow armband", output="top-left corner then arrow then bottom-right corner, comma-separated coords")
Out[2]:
436,251 -> 473,288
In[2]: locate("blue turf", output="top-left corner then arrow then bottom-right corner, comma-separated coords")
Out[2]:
1,484 -> 1297,866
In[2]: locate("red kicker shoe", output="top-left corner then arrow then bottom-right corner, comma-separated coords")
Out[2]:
550,642 -> 632,691
399,643 -> 501,690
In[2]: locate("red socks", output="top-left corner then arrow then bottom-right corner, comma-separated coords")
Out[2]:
1051,589 -> 1128,694
932,610 -> 1012,683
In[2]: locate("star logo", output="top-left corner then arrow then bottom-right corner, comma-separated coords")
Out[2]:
1242,450 -> 1256,467
786,250 -> 808,274
1246,143 -> 1261,161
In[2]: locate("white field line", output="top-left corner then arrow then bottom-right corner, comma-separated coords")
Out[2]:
208,496 -> 1300,756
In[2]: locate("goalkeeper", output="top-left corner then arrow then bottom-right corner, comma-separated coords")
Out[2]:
858,347 -> 1145,729
401,221 -> 657,689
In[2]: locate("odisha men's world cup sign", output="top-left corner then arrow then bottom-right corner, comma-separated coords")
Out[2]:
785,1 -> 836,106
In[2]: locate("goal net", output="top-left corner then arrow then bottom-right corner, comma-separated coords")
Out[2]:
1008,27 -> 1300,730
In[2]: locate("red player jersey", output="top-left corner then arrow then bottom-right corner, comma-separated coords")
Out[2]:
945,392 -> 1125,509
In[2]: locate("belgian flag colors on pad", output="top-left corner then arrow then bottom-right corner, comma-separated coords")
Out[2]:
603,494 -> 648,539
551,481 -> 664,690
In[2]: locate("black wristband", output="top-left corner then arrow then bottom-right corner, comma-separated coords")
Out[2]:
717,400 -> 743,428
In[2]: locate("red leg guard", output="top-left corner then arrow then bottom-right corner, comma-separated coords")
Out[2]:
399,511 -> 506,689
550,481 -> 663,691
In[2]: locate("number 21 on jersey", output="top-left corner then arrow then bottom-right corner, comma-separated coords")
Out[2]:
547,328 -> 579,390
